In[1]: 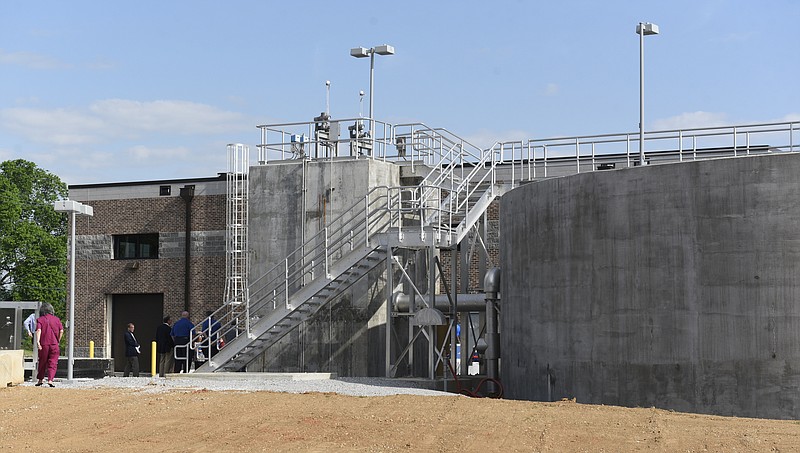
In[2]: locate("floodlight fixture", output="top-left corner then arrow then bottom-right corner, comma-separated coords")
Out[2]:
636,22 -> 659,36
374,44 -> 395,56
350,47 -> 370,58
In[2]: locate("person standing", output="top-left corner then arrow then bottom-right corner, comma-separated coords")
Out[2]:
199,310 -> 221,360
35,303 -> 63,387
23,312 -> 36,337
123,323 -> 141,377
155,315 -> 174,377
23,312 -> 37,356
171,311 -> 195,373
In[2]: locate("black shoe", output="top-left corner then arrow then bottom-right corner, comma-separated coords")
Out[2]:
34,382 -> 42,386
48,383 -> 55,387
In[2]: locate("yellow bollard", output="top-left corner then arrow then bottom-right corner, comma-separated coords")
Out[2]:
151,341 -> 157,377
89,340 -> 94,359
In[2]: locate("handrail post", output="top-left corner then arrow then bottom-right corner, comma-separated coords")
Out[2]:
544,144 -> 548,177
626,135 -> 631,167
284,258 -> 289,309
324,227 -> 330,278
397,189 -> 402,241
492,145 -> 497,186
420,191 -> 425,243
364,194 -> 370,247
746,131 -> 751,155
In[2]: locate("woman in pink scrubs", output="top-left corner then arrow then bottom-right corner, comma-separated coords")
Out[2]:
35,303 -> 63,387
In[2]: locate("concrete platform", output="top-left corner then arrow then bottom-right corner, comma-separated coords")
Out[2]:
173,372 -> 336,381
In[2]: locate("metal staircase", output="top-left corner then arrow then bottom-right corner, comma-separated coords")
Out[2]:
196,123 -> 511,373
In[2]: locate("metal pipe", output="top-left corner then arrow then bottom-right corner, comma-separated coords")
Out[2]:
179,185 -> 195,312
484,268 -> 501,391
369,50 -> 375,155
67,211 -> 76,382
395,293 -> 486,312
639,22 -> 645,166
385,248 -> 394,377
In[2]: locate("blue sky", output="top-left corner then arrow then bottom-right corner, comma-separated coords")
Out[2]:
1,1 -> 798,185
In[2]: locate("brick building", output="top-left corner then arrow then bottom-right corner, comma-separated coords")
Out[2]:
69,175 -> 227,372
66,166 -> 501,376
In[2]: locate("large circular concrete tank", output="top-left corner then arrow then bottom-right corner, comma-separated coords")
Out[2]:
500,153 -> 800,419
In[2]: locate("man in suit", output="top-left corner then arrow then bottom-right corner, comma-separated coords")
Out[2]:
123,322 -> 141,377
155,316 -> 174,377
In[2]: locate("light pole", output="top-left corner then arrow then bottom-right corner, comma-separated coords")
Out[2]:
53,199 -> 94,382
350,44 -> 395,152
637,22 -> 659,166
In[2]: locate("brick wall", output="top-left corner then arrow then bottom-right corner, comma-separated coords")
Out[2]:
438,200 -> 501,293
70,193 -> 227,351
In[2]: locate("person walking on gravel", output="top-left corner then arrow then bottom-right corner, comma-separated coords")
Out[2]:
35,303 -> 63,387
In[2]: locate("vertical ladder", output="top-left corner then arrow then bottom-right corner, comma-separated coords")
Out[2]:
225,144 -> 250,330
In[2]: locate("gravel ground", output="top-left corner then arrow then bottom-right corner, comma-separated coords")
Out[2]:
19,373 -> 455,397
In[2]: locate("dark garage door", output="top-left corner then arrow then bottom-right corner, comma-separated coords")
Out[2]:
111,294 -> 163,373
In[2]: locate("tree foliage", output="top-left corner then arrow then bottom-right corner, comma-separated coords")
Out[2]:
0,159 -> 68,317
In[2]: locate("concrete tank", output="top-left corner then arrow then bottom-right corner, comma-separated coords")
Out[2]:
500,153 -> 800,419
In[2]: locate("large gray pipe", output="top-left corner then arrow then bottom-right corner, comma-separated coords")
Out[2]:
394,293 -> 487,312
484,268 -> 501,387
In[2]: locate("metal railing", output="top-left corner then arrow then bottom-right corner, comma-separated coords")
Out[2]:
500,120 -> 800,183
205,119 -> 800,370
257,117 -> 398,163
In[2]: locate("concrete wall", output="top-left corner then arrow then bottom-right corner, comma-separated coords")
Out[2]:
248,158 -> 400,376
500,153 -> 800,419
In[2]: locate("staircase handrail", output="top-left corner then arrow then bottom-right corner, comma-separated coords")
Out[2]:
201,184 -> 392,350
419,140 -> 504,229
203,124 -> 507,368
393,124 -> 503,228
395,123 -> 487,186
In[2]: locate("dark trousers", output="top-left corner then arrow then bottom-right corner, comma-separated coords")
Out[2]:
124,356 -> 140,377
173,337 -> 190,373
158,352 -> 174,377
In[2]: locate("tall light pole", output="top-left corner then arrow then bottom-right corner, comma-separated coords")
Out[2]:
53,199 -> 94,382
350,44 -> 395,152
637,22 -> 659,166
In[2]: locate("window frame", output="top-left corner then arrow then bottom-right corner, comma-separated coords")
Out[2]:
113,233 -> 159,260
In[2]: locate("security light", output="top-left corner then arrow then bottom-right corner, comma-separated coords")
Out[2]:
374,45 -> 395,56
350,47 -> 370,58
636,22 -> 659,36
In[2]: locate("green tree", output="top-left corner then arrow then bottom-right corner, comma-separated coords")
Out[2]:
0,159 -> 68,318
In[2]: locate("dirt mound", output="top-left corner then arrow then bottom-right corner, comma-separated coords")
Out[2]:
1,387 -> 798,452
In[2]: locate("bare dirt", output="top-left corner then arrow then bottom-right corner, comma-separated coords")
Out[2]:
1,386 -> 799,452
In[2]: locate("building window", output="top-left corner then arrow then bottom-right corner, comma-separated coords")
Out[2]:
159,185 -> 171,196
113,234 -> 159,260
